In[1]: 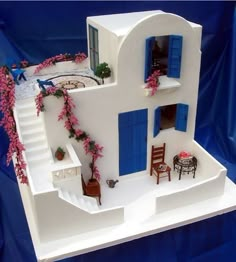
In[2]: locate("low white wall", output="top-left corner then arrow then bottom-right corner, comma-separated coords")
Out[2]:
191,141 -> 226,179
156,143 -> 227,213
25,60 -> 89,77
34,191 -> 124,242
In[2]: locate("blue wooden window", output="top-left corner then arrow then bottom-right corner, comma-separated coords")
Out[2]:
144,36 -> 155,82
89,25 -> 99,71
144,35 -> 183,82
175,103 -> 189,132
153,107 -> 161,137
119,109 -> 148,176
167,35 -> 183,78
153,103 -> 188,136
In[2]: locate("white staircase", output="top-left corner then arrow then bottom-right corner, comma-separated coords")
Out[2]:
58,188 -> 99,213
15,97 -> 99,211
15,98 -> 52,170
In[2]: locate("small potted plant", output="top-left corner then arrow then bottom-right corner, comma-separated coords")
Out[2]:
55,147 -> 65,161
95,62 -> 111,84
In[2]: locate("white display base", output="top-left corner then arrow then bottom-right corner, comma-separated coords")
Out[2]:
19,177 -> 236,262
12,10 -> 236,261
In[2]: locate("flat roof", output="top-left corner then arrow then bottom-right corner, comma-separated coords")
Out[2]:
87,10 -> 165,36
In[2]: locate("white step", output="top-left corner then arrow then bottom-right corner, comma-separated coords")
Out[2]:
16,99 -> 36,108
27,151 -> 52,164
26,144 -> 49,154
16,97 -> 35,106
24,135 -> 47,149
21,126 -> 45,139
58,189 -> 99,212
69,192 -> 79,204
83,196 -> 99,211
61,189 -> 70,200
18,111 -> 37,121
19,117 -> 42,130
26,146 -> 49,160
16,101 -> 36,113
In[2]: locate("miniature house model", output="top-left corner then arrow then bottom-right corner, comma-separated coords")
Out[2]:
15,10 -> 227,259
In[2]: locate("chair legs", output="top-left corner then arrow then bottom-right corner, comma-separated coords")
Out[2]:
168,171 -> 171,181
155,171 -> 171,184
19,73 -> 27,81
157,172 -> 160,184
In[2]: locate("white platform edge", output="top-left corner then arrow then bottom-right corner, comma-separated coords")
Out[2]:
18,176 -> 236,262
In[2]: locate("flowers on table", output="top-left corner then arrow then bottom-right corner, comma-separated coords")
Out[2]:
178,151 -> 192,159
0,66 -> 27,184
35,86 -> 103,181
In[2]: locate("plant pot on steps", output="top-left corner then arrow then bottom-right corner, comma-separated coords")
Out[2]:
82,177 -> 101,205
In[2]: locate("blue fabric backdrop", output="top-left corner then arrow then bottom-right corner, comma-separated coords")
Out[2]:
0,1 -> 236,261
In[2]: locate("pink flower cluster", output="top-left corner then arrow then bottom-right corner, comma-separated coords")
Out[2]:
74,52 -> 87,64
34,54 -> 67,74
34,52 -> 87,74
0,67 -> 28,184
35,87 -> 103,181
179,151 -> 192,159
145,70 -> 161,96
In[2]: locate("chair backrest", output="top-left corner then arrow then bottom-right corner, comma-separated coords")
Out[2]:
37,79 -> 54,91
151,143 -> 166,165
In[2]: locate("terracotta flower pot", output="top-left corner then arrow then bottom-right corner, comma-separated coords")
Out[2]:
86,179 -> 100,195
55,149 -> 65,161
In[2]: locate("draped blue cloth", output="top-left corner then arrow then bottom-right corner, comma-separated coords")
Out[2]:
0,1 -> 236,262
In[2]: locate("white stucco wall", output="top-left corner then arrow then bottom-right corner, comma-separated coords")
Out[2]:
44,13 -> 202,183
86,20 -> 119,82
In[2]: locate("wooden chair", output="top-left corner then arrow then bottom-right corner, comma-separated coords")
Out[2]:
81,175 -> 101,205
37,79 -> 54,91
150,143 -> 171,184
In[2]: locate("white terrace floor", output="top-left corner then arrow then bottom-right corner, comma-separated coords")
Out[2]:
30,158 -> 204,212
15,67 -> 100,100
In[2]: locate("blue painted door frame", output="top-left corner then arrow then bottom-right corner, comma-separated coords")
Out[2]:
119,109 -> 148,176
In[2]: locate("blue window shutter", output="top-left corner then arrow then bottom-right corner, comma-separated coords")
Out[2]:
175,103 -> 189,132
153,107 -> 161,137
167,35 -> 183,78
144,37 -> 155,82
89,25 -> 99,72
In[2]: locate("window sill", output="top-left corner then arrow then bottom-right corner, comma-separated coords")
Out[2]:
143,76 -> 181,96
158,76 -> 181,90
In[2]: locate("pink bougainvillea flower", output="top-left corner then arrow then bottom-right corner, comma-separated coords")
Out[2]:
0,66 -> 28,184
145,70 -> 161,96
35,87 -> 103,181
34,52 -> 87,74
74,52 -> 87,64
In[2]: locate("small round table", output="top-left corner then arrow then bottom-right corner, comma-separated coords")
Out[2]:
173,155 -> 197,180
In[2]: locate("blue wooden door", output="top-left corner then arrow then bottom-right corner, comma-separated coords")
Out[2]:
119,109 -> 148,176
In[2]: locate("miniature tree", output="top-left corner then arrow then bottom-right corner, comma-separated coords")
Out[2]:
95,62 -> 111,84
